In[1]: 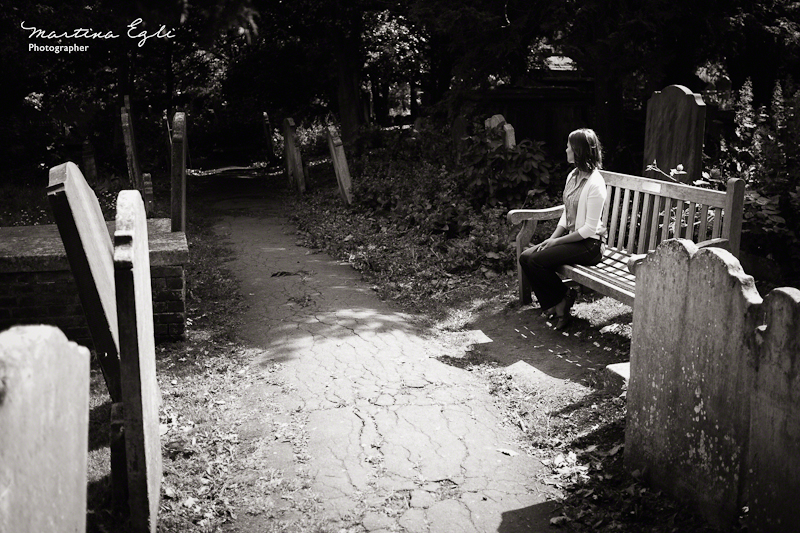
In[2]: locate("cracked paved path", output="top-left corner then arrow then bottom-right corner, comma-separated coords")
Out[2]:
213,181 -> 556,532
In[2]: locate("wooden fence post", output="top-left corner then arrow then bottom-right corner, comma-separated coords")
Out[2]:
114,190 -> 162,533
326,126 -> 353,205
643,85 -> 706,183
0,325 -> 90,533
626,239 -> 762,528
171,112 -> 186,233
282,118 -> 306,194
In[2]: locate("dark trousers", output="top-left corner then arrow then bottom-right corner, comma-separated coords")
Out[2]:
518,238 -> 603,310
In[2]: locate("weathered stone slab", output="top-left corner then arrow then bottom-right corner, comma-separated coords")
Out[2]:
0,325 -> 90,533
484,114 -> 506,129
626,239 -> 762,528
82,139 -> 97,185
142,172 -> 154,216
747,287 -> 800,532
47,161 -> 121,401
114,190 -> 162,532
283,117 -> 306,194
503,123 -> 516,149
121,105 -> 143,192
643,85 -> 705,183
326,126 -> 353,205
171,112 -> 187,233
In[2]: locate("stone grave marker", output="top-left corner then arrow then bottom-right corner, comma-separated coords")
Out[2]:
82,139 -> 98,185
283,117 -> 306,194
47,161 -> 121,401
503,123 -> 516,149
643,85 -> 706,183
326,126 -> 353,205
143,172 -> 154,215
263,111 -> 277,163
0,325 -> 90,533
747,287 -> 800,532
114,190 -> 163,533
47,161 -> 128,506
121,104 -> 143,193
626,239 -> 762,528
171,112 -> 186,233
484,114 -> 506,130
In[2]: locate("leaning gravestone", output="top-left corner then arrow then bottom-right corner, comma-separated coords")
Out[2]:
121,104 -> 143,193
115,190 -> 162,533
283,118 -> 306,194
0,325 -> 90,533
171,112 -> 186,233
643,85 -> 706,184
326,126 -> 353,205
626,239 -> 761,528
47,162 -> 121,401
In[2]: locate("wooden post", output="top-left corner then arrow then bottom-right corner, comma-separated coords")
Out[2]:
282,118 -> 306,194
326,126 -> 353,205
643,85 -> 706,184
114,190 -> 162,533
626,239 -> 762,528
0,325 -> 90,533
171,112 -> 186,233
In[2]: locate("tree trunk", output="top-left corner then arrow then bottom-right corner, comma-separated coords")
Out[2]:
333,18 -> 364,145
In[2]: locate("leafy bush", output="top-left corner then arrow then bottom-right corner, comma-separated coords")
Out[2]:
703,78 -> 800,274
454,124 -> 554,208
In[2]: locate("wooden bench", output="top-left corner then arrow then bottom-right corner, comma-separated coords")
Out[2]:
507,171 -> 745,307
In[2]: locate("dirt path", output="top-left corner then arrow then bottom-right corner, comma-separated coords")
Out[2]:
202,178 -> 627,532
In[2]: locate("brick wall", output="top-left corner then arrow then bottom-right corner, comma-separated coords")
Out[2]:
0,218 -> 188,348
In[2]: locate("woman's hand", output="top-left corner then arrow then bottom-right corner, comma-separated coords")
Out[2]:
531,237 -> 559,252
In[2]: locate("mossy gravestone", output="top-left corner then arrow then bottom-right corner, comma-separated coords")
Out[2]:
0,325 -> 90,533
171,112 -> 187,233
326,126 -> 353,205
626,239 -> 761,528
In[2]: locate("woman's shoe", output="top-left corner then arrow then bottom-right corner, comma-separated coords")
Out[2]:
554,289 -> 577,330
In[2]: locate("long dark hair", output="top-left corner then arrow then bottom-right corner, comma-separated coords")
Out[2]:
569,129 -> 603,173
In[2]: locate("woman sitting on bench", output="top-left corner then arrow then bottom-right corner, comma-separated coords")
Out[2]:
518,128 -> 607,330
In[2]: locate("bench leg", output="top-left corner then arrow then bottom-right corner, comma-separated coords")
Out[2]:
515,221 -> 537,305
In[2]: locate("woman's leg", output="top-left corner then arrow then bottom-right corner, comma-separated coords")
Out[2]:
519,240 -> 602,310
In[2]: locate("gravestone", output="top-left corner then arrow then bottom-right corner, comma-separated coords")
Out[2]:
326,126 -> 353,205
283,118 -> 306,194
171,112 -> 186,233
121,105 -> 143,193
114,190 -> 162,533
626,239 -> 762,528
143,172 -> 154,215
747,287 -> 800,532
47,162 -> 121,401
643,85 -> 706,184
47,161 -> 128,507
263,111 -> 277,163
503,123 -> 516,149
484,114 -> 506,129
82,139 -> 97,185
0,325 -> 90,533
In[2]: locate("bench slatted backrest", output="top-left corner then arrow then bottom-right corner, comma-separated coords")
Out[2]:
599,171 -> 743,257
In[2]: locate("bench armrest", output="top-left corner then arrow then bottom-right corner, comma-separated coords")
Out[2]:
696,237 -> 730,252
507,205 -> 565,225
627,253 -> 648,275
